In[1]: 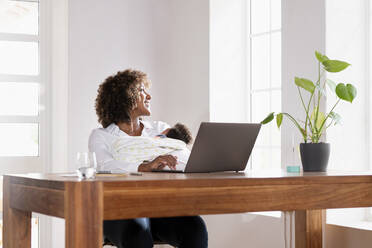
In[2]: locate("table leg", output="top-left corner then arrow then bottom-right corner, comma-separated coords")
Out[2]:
295,210 -> 324,248
3,176 -> 32,248
65,181 -> 103,248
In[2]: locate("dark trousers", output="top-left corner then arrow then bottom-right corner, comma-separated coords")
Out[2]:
103,216 -> 208,248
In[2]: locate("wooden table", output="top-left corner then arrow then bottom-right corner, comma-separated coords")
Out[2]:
4,171 -> 372,248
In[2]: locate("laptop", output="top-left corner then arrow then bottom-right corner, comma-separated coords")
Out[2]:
153,122 -> 261,173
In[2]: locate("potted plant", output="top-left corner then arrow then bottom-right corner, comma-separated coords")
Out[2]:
261,51 -> 357,172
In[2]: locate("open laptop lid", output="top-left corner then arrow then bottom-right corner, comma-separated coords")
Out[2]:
184,122 -> 261,173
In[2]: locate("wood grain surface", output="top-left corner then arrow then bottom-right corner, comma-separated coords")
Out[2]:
10,183 -> 64,218
8,170 -> 372,185
295,210 -> 324,248
3,176 -> 31,248
64,181 -> 103,248
103,182 -> 372,219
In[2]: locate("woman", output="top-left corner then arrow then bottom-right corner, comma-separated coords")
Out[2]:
89,69 -> 208,248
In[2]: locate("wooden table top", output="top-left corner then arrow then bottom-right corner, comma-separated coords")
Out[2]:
7,170 -> 372,191
8,169 -> 372,182
6,170 -> 372,248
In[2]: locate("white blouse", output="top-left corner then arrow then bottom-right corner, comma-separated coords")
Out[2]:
88,120 -> 170,172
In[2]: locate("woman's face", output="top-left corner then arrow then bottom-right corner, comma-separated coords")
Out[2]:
132,83 -> 151,117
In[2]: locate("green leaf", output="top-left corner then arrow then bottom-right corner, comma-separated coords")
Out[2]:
326,79 -> 337,92
335,83 -> 357,103
300,128 -> 307,138
347,84 -> 357,102
329,112 -> 341,125
322,60 -> 350,73
295,77 -> 315,93
261,112 -> 274,124
310,109 -> 326,130
281,112 -> 307,141
276,113 -> 283,128
315,51 -> 329,63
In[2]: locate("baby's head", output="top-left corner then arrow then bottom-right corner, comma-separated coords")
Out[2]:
166,123 -> 193,145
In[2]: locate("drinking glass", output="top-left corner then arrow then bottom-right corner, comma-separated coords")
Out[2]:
76,152 -> 97,179
76,151 -> 97,169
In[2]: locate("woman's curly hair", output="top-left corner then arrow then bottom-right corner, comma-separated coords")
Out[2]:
95,69 -> 150,128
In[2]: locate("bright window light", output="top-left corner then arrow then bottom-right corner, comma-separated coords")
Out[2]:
0,0 -> 39,35
0,82 -> 39,116
0,123 -> 39,156
0,41 -> 39,75
251,0 -> 270,34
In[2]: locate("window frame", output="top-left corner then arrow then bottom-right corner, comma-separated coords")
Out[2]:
0,0 -> 50,174
366,0 -> 372,221
248,0 -> 282,171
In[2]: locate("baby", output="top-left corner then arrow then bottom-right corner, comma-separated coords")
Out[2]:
158,123 -> 193,144
112,123 -> 192,169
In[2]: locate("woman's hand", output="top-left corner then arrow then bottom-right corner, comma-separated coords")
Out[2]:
138,155 -> 178,172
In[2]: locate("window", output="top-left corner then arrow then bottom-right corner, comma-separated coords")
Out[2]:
210,0 -> 281,170
249,0 -> 281,170
368,0 -> 372,222
0,0 -> 45,174
209,0 -> 282,218
0,1 -> 47,247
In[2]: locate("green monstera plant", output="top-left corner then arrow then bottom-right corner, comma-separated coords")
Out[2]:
261,51 -> 357,143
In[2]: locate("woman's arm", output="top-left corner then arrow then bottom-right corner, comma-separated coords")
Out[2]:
88,129 -> 141,172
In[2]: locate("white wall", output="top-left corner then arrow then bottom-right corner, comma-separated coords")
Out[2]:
326,0 -> 368,172
326,224 -> 372,247
205,213 -> 285,247
210,0 -> 248,123
49,0 -> 69,247
68,0 -> 158,170
281,0 -> 326,167
325,0 -> 370,243
50,0 -> 68,173
149,0 -> 210,135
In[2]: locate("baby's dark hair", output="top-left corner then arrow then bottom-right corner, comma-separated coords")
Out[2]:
166,123 -> 193,145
